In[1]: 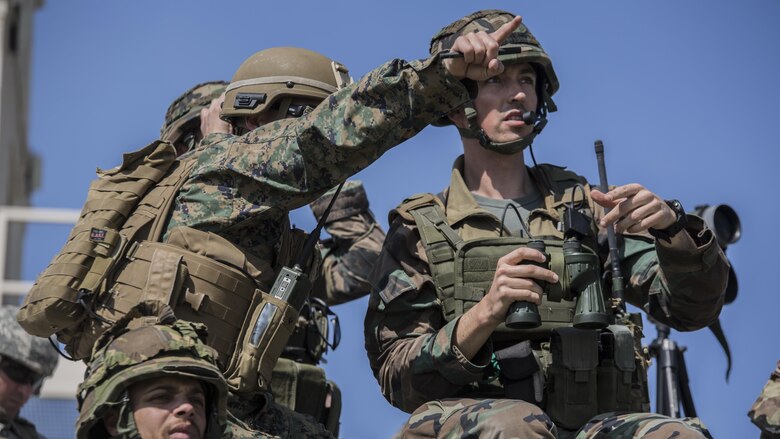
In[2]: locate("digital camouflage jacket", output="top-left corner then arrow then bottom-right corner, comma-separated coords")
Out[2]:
365,156 -> 729,413
163,56 -> 469,291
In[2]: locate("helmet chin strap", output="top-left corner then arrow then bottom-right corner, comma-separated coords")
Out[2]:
458,103 -> 549,155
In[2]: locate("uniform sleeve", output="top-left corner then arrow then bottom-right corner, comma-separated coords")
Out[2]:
614,215 -> 729,331
364,216 -> 492,413
169,57 -> 471,237
309,181 -> 386,305
310,213 -> 385,305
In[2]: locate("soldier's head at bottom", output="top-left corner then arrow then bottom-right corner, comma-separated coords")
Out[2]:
0,305 -> 58,423
75,308 -> 228,439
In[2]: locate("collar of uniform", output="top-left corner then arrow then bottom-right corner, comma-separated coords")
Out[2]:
443,155 -> 501,226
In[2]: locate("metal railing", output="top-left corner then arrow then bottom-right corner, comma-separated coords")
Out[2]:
0,205 -> 83,399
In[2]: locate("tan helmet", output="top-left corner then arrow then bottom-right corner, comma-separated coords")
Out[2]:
221,47 -> 351,123
430,10 -> 559,154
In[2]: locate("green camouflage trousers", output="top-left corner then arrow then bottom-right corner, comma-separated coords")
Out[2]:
400,398 -> 712,439
573,412 -> 712,439
401,398 -> 557,438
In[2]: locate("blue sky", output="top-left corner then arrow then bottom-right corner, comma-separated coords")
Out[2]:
22,1 -> 780,437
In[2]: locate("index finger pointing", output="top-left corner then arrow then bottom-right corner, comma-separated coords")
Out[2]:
490,16 -> 522,44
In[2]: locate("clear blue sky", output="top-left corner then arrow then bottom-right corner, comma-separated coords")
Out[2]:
22,1 -> 779,438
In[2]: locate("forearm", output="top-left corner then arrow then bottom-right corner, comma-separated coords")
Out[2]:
453,300 -> 500,360
368,309 -> 491,413
317,220 -> 386,305
623,215 -> 729,330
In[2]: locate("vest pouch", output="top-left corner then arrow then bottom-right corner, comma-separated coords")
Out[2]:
18,226 -> 129,340
18,141 -> 177,339
52,241 -> 190,359
597,325 -> 636,413
225,290 -> 297,395
106,240 -> 258,369
271,358 -> 330,424
545,327 -> 599,430
494,340 -> 542,404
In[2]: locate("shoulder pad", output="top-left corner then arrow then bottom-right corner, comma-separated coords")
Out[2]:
390,193 -> 444,223
97,140 -> 176,177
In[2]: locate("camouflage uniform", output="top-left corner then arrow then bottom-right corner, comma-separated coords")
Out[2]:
365,10 -> 728,437
749,360 -> 780,439
25,53 -> 465,438
310,179 -> 386,306
164,80 -> 385,435
366,155 -> 727,438
75,305 -> 283,439
0,306 -> 57,439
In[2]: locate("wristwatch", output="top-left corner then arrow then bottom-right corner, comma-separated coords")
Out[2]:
648,199 -> 687,243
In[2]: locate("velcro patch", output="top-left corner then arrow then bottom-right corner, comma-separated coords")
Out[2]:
90,228 -> 107,242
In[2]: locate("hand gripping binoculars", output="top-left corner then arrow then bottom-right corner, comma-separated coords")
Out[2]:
505,238 -> 609,329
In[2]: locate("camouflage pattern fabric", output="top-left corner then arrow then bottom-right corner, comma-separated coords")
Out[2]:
573,412 -> 712,439
400,397 -> 557,438
160,80 -> 228,142
0,305 -> 57,378
364,155 -> 728,429
163,55 -> 469,281
75,307 -> 280,439
310,180 -> 386,305
227,394 -> 333,439
749,360 -> 780,439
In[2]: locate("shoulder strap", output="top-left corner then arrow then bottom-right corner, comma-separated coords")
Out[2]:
120,150 -> 200,243
407,202 -> 462,317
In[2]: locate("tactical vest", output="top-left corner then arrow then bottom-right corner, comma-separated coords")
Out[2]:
19,141 -> 310,395
399,165 -> 650,429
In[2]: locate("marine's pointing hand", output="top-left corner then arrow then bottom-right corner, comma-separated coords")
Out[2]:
443,15 -> 522,81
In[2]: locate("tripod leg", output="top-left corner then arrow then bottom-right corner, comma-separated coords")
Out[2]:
676,348 -> 698,417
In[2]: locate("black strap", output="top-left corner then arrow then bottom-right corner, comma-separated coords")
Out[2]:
295,182 -> 345,268
707,318 -> 732,381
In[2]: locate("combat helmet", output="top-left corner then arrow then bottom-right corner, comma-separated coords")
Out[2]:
75,306 -> 228,439
0,305 -> 57,390
430,9 -> 559,154
221,47 -> 352,126
160,80 -> 228,154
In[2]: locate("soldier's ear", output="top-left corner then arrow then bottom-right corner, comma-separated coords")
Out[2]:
447,109 -> 468,129
103,410 -> 119,436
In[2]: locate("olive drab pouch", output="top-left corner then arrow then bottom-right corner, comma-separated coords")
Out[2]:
269,359 -> 342,435
407,202 -> 580,340
270,359 -> 338,432
545,327 -> 599,430
18,141 -> 177,340
597,325 -> 636,413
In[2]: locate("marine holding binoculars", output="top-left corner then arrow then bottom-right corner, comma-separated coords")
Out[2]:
364,10 -> 729,439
